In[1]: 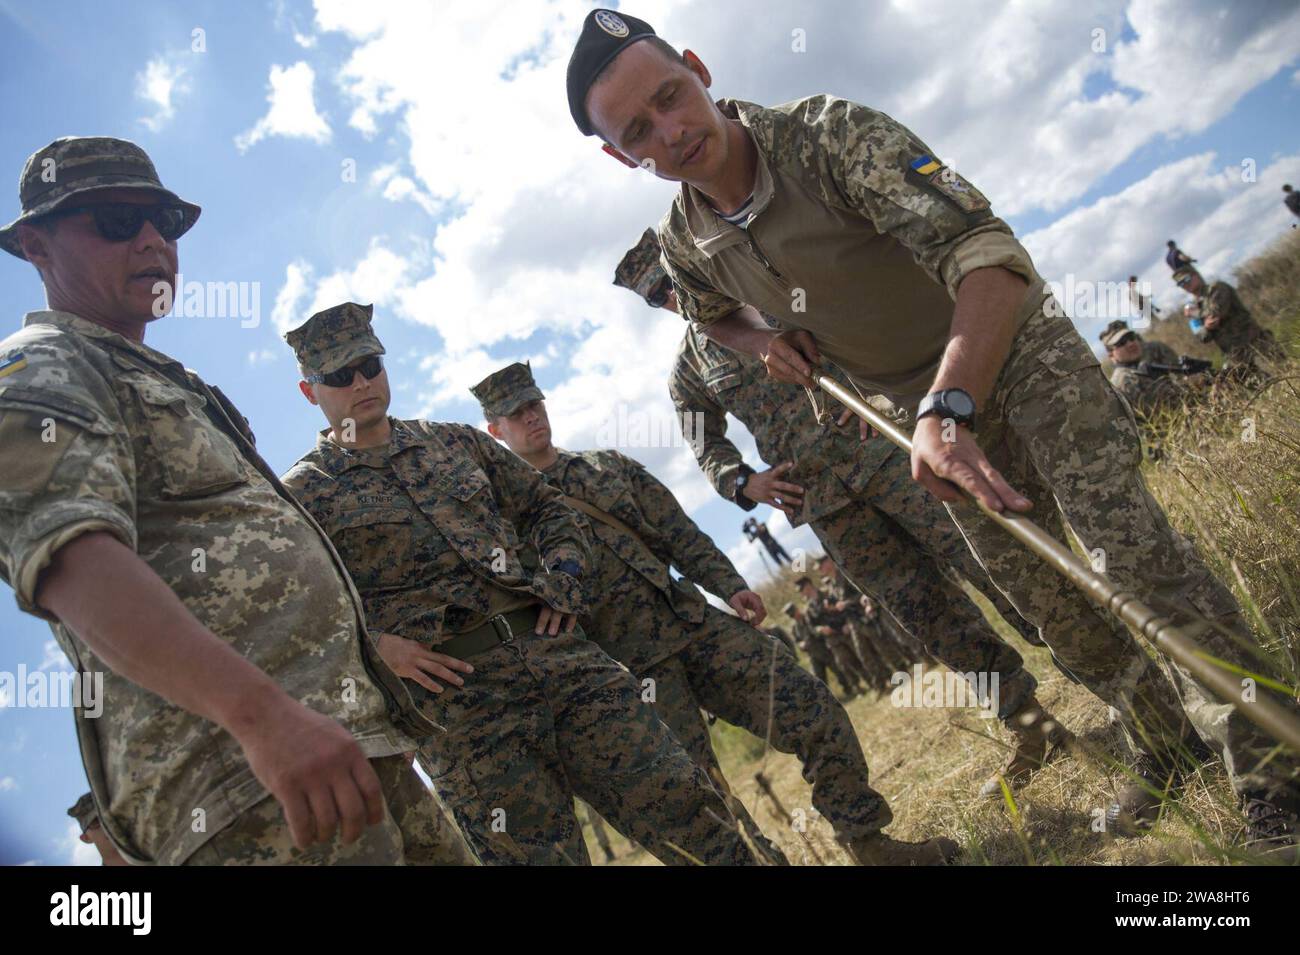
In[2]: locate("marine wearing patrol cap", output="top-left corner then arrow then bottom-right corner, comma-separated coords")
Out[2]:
614,227 -> 672,307
567,9 -> 658,136
284,302 -> 385,376
470,361 -> 545,418
0,136 -> 201,260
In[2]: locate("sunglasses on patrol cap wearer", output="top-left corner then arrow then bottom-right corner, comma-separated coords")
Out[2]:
1111,332 -> 1138,349
38,201 -> 195,243
306,355 -> 385,388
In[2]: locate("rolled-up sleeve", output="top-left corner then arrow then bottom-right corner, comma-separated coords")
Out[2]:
0,347 -> 136,620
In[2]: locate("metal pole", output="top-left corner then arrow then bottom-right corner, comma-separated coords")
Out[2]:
813,371 -> 1300,751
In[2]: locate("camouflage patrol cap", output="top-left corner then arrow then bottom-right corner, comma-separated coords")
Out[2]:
67,792 -> 99,833
614,227 -> 673,307
0,136 -> 201,260
470,361 -> 545,418
284,302 -> 386,376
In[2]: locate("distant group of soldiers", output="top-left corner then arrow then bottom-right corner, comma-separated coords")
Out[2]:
783,557 -> 929,700
2,7 -> 1298,868
1103,233 -> 1287,427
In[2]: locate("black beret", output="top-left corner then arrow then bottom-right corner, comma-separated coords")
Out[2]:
566,8 -> 658,137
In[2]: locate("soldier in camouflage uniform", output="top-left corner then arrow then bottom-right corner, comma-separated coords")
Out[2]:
281,304 -> 759,867
1175,266 -> 1285,380
816,555 -> 915,687
615,231 -> 1069,796
477,361 -> 960,864
784,601 -> 856,696
0,136 -> 471,866
68,793 -> 126,866
569,12 -> 1300,845
795,576 -> 874,695
1100,323 -> 1200,425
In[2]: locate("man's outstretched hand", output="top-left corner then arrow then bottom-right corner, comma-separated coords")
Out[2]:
910,415 -> 1032,514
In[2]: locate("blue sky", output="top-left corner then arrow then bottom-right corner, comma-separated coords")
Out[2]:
1,0 -> 1298,864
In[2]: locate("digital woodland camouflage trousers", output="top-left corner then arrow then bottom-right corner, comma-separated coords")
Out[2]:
925,307 -> 1300,799
812,453 -> 1039,722
413,625 -> 759,866
640,604 -> 892,842
183,755 -> 475,865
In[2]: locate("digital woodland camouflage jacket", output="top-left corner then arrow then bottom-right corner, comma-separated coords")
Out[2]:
281,419 -> 591,644
540,447 -> 749,670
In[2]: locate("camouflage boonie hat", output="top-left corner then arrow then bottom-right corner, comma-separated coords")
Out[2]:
67,792 -> 99,833
284,302 -> 386,376
1171,265 -> 1201,287
0,136 -> 201,260
470,361 -> 545,418
613,228 -> 672,307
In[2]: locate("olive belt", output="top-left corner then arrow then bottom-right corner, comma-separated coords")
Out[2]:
436,606 -> 540,659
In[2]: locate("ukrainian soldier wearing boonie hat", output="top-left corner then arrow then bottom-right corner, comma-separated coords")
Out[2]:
0,137 -> 470,866
282,306 -> 762,866
568,11 -> 1300,849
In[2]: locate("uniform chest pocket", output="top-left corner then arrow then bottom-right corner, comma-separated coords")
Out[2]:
330,507 -> 415,592
120,375 -> 249,499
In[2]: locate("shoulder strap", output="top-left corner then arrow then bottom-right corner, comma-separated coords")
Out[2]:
561,493 -> 648,551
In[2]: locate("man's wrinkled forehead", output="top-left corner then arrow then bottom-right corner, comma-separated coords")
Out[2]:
587,41 -> 685,143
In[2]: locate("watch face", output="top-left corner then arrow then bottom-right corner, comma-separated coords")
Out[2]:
946,390 -> 976,417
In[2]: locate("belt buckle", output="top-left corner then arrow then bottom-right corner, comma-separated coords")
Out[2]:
491,613 -> 515,645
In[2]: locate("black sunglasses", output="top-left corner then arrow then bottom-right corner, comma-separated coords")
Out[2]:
307,355 -> 384,387
1113,333 -> 1138,348
44,202 -> 190,243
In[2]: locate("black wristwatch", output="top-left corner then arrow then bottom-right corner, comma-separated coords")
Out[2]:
732,464 -> 758,511
916,388 -> 977,431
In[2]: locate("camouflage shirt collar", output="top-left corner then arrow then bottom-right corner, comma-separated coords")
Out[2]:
23,309 -> 190,377
676,99 -> 777,258
314,416 -> 424,472
540,446 -> 577,478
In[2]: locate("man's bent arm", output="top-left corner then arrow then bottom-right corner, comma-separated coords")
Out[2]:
699,305 -> 778,360
927,266 -> 1028,408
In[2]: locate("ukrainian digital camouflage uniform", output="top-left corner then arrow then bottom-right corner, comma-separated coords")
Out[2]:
0,310 -> 465,865
669,320 -> 1039,721
1195,280 -> 1285,377
658,94 -> 1300,801
283,415 -> 757,866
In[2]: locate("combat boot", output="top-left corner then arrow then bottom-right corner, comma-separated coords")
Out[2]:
1104,753 -> 1185,836
1242,793 -> 1300,862
978,702 -> 1072,799
845,832 -> 961,866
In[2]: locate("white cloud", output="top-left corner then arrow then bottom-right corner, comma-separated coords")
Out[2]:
61,821 -> 100,866
37,640 -> 70,672
294,0 -> 1300,572
271,260 -> 314,334
0,776 -> 16,792
1022,150 -> 1300,344
135,55 -> 190,132
247,349 -> 279,366
0,684 -> 12,712
235,62 -> 331,153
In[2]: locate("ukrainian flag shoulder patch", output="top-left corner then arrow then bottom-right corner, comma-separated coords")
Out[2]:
910,155 -> 944,176
0,353 -> 27,379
